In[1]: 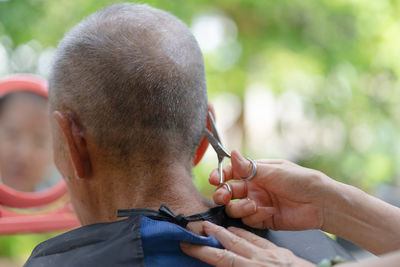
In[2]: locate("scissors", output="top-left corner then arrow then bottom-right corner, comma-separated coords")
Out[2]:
204,111 -> 258,197
203,111 -> 232,195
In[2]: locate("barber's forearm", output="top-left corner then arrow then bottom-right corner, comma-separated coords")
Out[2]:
322,181 -> 400,254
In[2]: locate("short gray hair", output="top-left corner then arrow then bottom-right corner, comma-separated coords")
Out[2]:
50,3 -> 207,165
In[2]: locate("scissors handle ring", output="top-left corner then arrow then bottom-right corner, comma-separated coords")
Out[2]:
241,158 -> 257,181
217,182 -> 232,198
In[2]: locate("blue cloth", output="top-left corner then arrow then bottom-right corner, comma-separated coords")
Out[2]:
141,216 -> 222,267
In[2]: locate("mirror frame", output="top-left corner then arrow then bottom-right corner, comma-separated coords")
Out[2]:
0,74 -> 78,234
0,74 -> 67,208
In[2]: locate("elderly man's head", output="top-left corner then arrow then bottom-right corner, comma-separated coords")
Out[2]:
49,3 -> 207,173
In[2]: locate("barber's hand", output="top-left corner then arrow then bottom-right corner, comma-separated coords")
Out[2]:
181,221 -> 313,267
211,150 -> 335,230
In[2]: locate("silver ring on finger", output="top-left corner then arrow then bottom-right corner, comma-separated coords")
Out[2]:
241,158 -> 257,181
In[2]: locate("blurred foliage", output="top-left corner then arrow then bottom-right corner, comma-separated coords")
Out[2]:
0,233 -> 58,265
1,0 -> 400,263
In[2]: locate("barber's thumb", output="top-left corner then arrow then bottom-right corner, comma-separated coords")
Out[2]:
231,149 -> 254,179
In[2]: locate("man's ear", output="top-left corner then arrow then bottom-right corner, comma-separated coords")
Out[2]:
193,104 -> 215,166
53,111 -> 91,179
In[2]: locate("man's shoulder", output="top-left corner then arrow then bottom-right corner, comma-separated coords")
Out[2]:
24,214 -> 219,267
24,215 -> 145,267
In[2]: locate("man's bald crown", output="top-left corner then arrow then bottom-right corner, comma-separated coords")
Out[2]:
50,3 -> 207,165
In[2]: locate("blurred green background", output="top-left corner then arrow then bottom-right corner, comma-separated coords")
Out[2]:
1,0 -> 400,265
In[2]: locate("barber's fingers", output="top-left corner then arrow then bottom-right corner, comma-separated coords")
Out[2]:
209,150 -> 284,186
202,221 -> 261,258
209,166 -> 232,186
182,222 -> 314,267
180,242 -> 256,267
230,150 -> 286,178
241,207 -> 276,230
209,150 -> 253,186
224,198 -> 258,218
228,227 -> 277,249
213,181 -> 248,205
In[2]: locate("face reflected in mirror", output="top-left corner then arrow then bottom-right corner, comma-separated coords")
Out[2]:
0,91 -> 60,192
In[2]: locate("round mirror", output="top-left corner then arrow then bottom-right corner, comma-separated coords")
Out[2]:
0,74 -> 66,208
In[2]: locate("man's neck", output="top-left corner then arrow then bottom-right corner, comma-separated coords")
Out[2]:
70,163 -> 214,225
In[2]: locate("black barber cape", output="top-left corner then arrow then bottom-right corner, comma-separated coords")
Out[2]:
24,205 -> 352,266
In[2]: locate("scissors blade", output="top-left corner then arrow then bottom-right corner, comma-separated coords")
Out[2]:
208,111 -> 221,143
204,128 -> 231,159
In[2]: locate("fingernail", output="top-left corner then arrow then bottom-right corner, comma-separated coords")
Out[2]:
243,200 -> 257,213
223,193 -> 231,204
214,188 -> 230,205
209,169 -> 218,178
